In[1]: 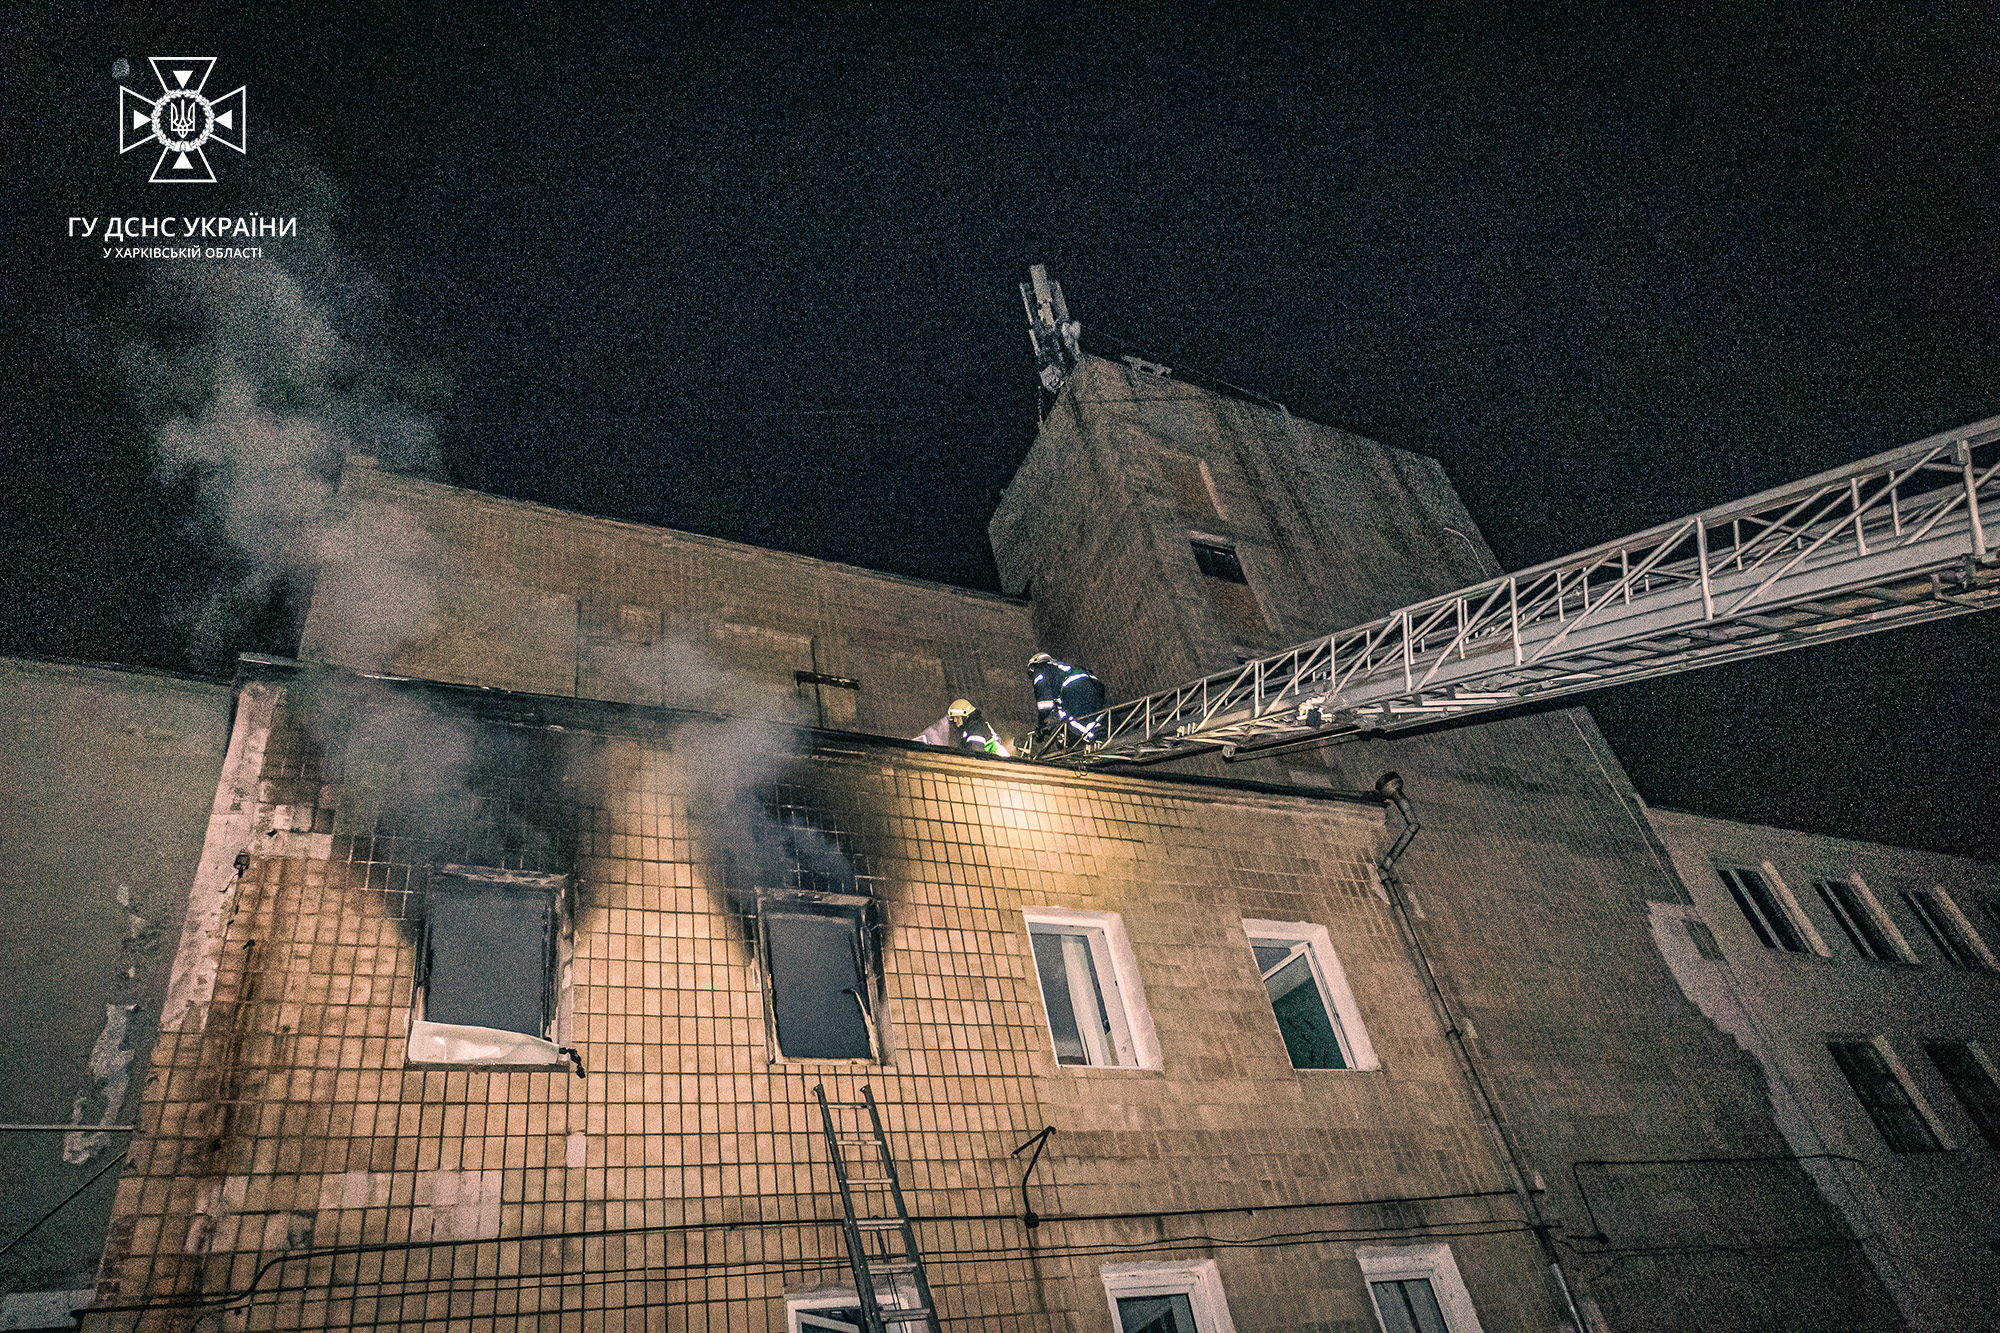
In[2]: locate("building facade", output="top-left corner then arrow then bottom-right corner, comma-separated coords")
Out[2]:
1645,807 -> 2000,1332
46,356 -> 1993,1330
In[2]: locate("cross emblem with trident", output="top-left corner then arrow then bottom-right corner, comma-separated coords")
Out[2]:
118,57 -> 247,184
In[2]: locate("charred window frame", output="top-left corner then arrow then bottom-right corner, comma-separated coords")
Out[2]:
409,866 -> 575,1069
757,891 -> 883,1064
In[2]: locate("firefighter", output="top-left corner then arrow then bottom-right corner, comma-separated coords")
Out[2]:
1030,652 -> 1108,744
947,698 -> 1011,756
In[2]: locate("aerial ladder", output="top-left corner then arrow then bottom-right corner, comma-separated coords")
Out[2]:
1032,415 -> 2000,768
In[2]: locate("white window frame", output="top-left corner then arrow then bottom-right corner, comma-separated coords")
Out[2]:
1242,919 -> 1379,1071
784,1283 -> 862,1333
1355,1243 -> 1484,1333
1023,908 -> 1161,1071
1101,1259 -> 1237,1333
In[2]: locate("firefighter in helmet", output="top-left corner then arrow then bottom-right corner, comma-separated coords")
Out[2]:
947,698 -> 1011,756
1030,652 -> 1108,745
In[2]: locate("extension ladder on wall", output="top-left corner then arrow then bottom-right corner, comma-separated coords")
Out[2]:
812,1084 -> 944,1333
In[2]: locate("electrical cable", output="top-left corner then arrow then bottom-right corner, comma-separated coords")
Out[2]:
82,1205 -> 1532,1319
0,1150 -> 129,1262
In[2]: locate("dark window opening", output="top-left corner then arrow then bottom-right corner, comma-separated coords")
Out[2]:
1718,867 -> 1806,953
416,867 -> 569,1040
1190,538 -> 1247,583
1370,1278 -> 1449,1333
763,902 -> 877,1061
1828,1040 -> 1940,1152
1925,1043 -> 2000,1148
1116,1293 -> 1200,1333
1814,879 -> 1897,961
1900,888 -> 1988,969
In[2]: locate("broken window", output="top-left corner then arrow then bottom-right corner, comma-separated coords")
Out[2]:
761,897 -> 879,1062
410,867 -> 573,1067
1924,1042 -> 2000,1149
1251,936 -> 1349,1069
1828,1040 -> 1942,1152
1717,866 -> 1809,953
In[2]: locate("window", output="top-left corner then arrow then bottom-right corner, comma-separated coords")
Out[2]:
1899,888 -> 1996,970
410,867 -> 574,1068
1925,1042 -> 2000,1149
1355,1245 -> 1484,1333
761,895 -> 879,1062
1717,866 -> 1813,954
1025,909 -> 1158,1070
1828,1039 -> 1944,1152
1101,1260 -> 1237,1333
1190,538 -> 1247,583
785,1284 -> 863,1333
1242,919 -> 1378,1071
1189,537 -> 1266,637
1813,877 -> 1906,962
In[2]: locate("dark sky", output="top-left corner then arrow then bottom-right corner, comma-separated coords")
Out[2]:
3,4 -> 1996,857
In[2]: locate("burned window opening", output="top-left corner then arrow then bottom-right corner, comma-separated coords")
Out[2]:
410,866 -> 575,1068
720,783 -> 889,1064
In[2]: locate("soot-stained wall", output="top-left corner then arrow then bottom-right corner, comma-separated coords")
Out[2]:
86,669 -> 1569,1332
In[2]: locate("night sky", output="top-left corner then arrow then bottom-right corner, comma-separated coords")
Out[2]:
3,4 -> 1996,857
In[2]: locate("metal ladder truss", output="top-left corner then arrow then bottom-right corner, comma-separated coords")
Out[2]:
1036,415 -> 2000,767
813,1084 -> 944,1333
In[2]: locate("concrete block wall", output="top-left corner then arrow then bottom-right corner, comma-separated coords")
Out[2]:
0,658 -> 232,1317
1645,807 -> 2000,1331
303,464 -> 1042,746
85,675 -> 1566,1331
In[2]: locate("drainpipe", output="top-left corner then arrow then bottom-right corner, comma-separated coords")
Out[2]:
1372,772 -> 1597,1333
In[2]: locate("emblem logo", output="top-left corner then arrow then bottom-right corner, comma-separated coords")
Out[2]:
118,57 -> 246,184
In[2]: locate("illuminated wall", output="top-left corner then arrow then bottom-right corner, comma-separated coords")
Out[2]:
86,670 -> 1566,1331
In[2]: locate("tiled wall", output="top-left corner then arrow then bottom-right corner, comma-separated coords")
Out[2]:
89,681 -> 1560,1331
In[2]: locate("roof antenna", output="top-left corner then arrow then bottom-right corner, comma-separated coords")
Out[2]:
1021,265 -> 1082,414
